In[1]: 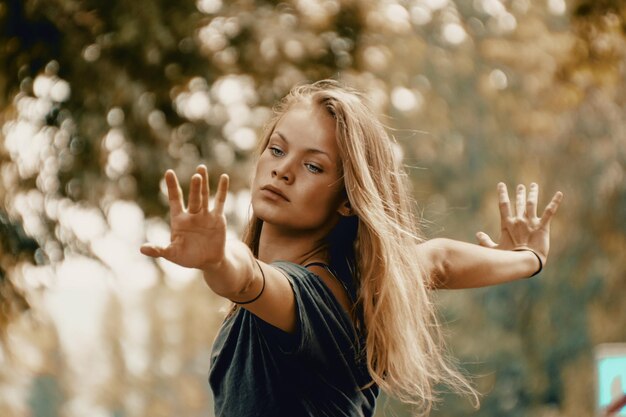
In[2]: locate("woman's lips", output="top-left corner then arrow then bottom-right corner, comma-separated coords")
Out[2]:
261,186 -> 289,201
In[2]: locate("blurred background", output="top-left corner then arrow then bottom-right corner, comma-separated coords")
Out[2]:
1,0 -> 625,416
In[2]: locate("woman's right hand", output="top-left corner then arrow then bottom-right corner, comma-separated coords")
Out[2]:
140,165 -> 229,271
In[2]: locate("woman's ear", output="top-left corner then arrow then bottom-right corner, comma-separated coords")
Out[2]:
337,200 -> 354,217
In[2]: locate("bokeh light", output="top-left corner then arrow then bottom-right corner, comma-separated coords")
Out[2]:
1,0 -> 625,416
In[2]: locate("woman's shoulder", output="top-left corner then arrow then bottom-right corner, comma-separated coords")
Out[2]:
270,260 -> 354,326
304,263 -> 353,317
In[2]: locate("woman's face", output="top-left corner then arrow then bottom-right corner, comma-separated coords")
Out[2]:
251,101 -> 346,232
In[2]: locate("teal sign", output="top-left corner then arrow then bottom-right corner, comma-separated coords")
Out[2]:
596,344 -> 626,416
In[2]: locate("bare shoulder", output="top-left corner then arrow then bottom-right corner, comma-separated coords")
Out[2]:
230,261 -> 353,335
305,264 -> 353,316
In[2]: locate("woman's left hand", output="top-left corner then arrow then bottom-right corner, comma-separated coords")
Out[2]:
475,182 -> 563,265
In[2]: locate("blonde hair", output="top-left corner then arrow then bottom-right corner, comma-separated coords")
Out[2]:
243,80 -> 477,414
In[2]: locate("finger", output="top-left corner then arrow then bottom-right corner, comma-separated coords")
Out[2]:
515,184 -> 526,219
498,182 -> 512,222
188,174 -> 203,214
539,191 -> 564,229
165,170 -> 185,216
197,164 -> 210,211
140,244 -> 167,259
526,182 -> 538,219
476,232 -> 498,248
212,174 -> 229,215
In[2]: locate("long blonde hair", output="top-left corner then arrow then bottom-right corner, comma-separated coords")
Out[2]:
243,80 -> 477,414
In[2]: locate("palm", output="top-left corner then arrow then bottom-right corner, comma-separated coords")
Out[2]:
477,182 -> 563,264
141,165 -> 230,270
167,211 -> 226,269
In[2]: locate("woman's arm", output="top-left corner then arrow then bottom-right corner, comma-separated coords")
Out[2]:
425,182 -> 563,289
140,165 -> 297,333
422,238 -> 542,289
201,239 -> 298,333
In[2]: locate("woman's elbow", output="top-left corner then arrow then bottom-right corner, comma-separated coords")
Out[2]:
420,238 -> 450,289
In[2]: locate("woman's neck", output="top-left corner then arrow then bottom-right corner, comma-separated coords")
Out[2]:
257,223 -> 330,266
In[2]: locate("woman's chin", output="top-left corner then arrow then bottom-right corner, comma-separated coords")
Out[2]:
251,202 -> 280,223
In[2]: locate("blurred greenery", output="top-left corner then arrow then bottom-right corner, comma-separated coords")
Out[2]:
0,0 -> 625,416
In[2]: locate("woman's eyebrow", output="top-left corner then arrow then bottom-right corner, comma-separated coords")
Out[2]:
274,130 -> 333,162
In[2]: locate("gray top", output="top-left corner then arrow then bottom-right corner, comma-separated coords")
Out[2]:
209,261 -> 379,417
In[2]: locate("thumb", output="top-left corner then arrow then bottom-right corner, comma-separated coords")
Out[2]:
476,232 -> 498,248
140,244 -> 169,259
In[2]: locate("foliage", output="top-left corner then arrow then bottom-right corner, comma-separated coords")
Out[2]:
0,0 -> 625,416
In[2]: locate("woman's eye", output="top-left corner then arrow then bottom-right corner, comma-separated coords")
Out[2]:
305,163 -> 322,174
269,147 -> 284,157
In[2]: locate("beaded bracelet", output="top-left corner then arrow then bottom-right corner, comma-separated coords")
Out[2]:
231,259 -> 266,305
513,248 -> 543,277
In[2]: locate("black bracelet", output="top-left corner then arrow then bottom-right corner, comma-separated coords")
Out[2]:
513,248 -> 543,277
231,259 -> 266,305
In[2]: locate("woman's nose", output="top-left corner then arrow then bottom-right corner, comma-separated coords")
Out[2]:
271,161 -> 293,183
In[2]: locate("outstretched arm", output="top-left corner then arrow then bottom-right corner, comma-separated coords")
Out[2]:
140,165 -> 297,333
424,182 -> 563,289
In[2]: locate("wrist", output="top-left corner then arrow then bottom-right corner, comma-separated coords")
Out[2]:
199,243 -> 229,274
201,255 -> 240,297
200,241 -> 255,298
200,256 -> 225,275
513,247 -> 543,277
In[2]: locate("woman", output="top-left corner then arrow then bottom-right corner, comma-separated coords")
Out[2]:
140,80 -> 563,416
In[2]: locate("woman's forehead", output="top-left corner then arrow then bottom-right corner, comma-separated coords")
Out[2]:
275,103 -> 337,145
